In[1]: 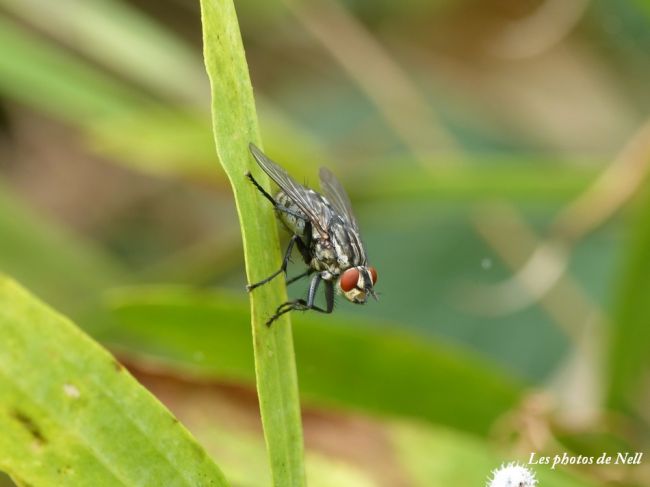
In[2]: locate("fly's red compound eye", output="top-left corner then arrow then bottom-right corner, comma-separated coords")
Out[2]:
340,268 -> 360,292
368,267 -> 378,285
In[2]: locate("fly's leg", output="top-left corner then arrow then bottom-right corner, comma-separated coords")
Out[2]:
284,234 -> 313,286
246,172 -> 306,221
294,228 -> 312,264
286,268 -> 314,286
247,234 -> 300,292
266,275 -> 334,326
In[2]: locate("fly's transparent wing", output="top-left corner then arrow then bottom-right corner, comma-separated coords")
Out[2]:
319,167 -> 360,232
249,143 -> 329,236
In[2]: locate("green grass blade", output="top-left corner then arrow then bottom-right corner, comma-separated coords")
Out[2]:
0,276 -> 229,486
199,1 -> 306,486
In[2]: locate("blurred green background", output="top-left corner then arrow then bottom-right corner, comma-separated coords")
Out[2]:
1,0 -> 649,485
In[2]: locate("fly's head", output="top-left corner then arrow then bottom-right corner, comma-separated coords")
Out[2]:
338,266 -> 378,304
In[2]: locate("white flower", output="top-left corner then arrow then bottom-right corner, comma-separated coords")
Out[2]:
487,461 -> 537,487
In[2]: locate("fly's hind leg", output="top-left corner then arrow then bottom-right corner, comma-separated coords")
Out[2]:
266,275 -> 334,326
284,233 -> 314,286
286,268 -> 315,286
247,234 -> 300,291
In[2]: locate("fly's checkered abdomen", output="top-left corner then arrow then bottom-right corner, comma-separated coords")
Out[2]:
276,191 -> 307,236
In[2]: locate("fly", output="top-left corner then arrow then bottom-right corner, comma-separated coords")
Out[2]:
246,143 -> 378,326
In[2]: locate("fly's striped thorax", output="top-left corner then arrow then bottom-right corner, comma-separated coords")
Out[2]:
329,216 -> 366,270
275,186 -> 366,277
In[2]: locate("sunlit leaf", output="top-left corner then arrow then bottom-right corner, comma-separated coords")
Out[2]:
0,276 -> 229,486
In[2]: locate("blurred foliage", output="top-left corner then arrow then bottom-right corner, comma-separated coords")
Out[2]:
0,184 -> 125,333
0,0 -> 649,485
100,285 -> 522,434
392,422 -> 602,487
607,183 -> 650,416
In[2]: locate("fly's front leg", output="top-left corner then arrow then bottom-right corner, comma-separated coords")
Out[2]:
247,234 -> 300,291
266,275 -> 335,326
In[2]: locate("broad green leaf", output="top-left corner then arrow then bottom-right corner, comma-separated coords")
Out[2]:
101,286 -> 523,435
199,1 -> 306,486
0,276 -> 228,486
607,184 -> 650,414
